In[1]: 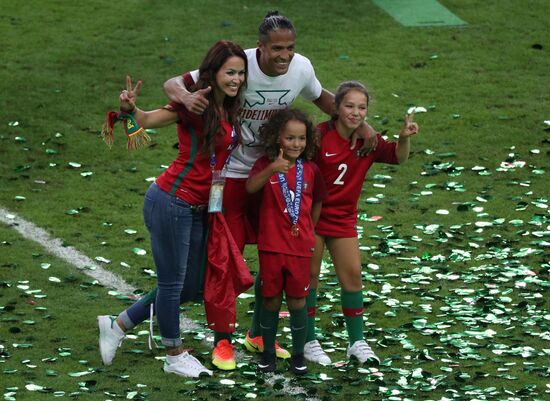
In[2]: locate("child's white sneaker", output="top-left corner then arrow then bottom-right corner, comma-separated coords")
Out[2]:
164,352 -> 213,378
346,340 -> 380,364
304,340 -> 331,365
98,315 -> 125,365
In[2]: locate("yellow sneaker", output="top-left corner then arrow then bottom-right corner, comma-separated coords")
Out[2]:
212,339 -> 236,370
244,331 -> 290,359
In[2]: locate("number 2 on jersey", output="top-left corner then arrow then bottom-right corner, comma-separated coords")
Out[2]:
334,163 -> 348,186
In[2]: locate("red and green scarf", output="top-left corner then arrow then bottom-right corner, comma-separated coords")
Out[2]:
101,111 -> 151,150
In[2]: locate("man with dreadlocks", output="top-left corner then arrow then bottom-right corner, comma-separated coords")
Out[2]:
163,11 -> 378,371
98,11 -> 377,372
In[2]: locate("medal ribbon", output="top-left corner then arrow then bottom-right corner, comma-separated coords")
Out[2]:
210,125 -> 238,171
277,158 -> 303,227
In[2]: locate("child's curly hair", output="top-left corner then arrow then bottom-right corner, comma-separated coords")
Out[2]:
259,108 -> 316,161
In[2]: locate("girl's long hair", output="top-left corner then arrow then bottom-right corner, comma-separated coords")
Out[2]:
331,80 -> 370,120
191,40 -> 248,154
259,108 -> 316,161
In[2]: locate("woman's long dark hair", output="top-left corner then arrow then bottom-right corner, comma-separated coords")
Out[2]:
191,40 -> 247,154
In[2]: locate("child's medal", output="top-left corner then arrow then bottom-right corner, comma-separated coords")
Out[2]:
208,126 -> 237,213
278,158 -> 303,237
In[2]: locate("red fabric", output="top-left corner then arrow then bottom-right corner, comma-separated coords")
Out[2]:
106,111 -> 117,129
222,178 -> 260,250
100,111 -> 118,148
315,121 -> 398,237
251,157 -> 326,257
258,251 -> 311,298
155,113 -> 234,206
156,75 -> 234,205
204,213 -> 253,333
342,307 -> 364,317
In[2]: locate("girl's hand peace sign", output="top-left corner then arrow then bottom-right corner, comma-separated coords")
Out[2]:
399,113 -> 420,138
119,75 -> 142,113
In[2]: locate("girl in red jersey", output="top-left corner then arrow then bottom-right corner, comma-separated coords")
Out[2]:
97,40 -> 247,378
304,81 -> 419,366
246,108 -> 326,375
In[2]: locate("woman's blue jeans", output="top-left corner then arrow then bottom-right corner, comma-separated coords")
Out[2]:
120,183 -> 206,348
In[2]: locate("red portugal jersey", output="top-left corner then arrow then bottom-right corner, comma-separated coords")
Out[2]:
315,120 -> 398,237
156,74 -> 235,205
250,156 -> 326,257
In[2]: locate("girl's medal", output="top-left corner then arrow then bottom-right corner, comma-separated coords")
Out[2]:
278,158 -> 303,237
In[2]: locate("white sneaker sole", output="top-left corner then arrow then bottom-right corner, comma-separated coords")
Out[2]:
98,316 -> 111,365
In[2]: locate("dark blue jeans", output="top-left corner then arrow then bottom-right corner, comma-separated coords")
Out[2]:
120,183 -> 206,347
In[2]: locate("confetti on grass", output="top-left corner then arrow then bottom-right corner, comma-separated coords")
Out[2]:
132,248 -> 147,256
1,130 -> 549,400
407,106 -> 428,114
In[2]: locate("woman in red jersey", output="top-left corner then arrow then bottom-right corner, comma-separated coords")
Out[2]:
304,81 -> 419,366
97,40 -> 247,378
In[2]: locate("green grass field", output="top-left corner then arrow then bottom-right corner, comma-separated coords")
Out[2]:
1,1 -> 548,400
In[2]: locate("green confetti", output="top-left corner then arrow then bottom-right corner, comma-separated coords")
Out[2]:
68,370 -> 94,377
133,248 -> 147,256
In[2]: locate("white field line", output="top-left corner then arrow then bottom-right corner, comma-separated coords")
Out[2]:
0,206 -> 135,294
0,206 -> 320,400
0,206 -> 198,334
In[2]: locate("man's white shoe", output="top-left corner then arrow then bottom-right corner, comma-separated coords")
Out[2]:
346,340 -> 380,364
164,352 -> 213,378
304,340 -> 331,365
98,315 -> 125,365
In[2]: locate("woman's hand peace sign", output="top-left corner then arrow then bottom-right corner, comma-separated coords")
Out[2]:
119,75 -> 142,113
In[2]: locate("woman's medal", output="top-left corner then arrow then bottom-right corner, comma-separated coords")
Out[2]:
278,158 -> 303,238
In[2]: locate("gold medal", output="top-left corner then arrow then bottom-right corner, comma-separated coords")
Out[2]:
291,224 -> 300,237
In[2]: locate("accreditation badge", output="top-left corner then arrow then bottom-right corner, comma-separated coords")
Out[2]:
208,170 -> 225,213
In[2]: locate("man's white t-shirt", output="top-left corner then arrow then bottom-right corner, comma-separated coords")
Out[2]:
191,48 -> 322,178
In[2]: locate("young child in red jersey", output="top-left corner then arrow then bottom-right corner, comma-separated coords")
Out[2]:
246,108 -> 326,375
304,81 -> 419,366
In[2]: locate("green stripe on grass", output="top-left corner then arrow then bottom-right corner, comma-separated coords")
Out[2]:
373,0 -> 467,26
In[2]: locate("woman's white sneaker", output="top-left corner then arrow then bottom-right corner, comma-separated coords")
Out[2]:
304,340 -> 332,365
98,315 -> 125,365
164,352 -> 213,378
346,340 -> 380,364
